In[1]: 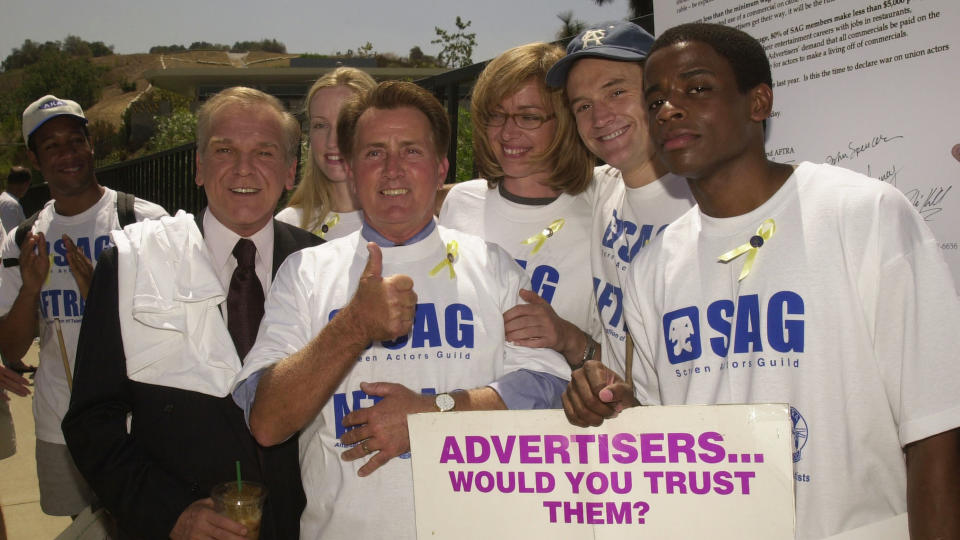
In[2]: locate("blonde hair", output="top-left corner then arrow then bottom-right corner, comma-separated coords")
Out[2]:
196,87 -> 300,164
471,43 -> 594,195
285,67 -> 376,231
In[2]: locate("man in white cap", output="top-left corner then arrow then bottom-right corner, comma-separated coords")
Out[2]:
0,95 -> 166,517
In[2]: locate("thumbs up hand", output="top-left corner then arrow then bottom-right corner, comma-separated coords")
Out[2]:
350,243 -> 417,341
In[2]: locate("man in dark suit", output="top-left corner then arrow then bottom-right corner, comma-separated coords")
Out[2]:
62,87 -> 322,540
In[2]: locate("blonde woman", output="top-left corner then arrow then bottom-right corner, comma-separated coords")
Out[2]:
439,42 -> 600,372
276,67 -> 376,239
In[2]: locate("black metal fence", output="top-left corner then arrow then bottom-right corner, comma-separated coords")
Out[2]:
22,142 -> 203,217
95,142 -> 204,215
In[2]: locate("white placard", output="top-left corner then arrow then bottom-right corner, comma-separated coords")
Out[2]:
655,0 -> 960,288
409,405 -> 794,539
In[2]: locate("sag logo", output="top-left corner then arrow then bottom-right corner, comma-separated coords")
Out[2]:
580,29 -> 607,48
790,407 -> 808,463
329,302 -> 475,350
661,291 -> 805,363
662,307 -> 701,364
601,208 -> 664,264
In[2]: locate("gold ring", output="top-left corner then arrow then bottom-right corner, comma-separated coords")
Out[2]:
361,441 -> 371,454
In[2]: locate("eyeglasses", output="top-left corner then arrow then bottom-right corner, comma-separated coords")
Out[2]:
486,111 -> 556,130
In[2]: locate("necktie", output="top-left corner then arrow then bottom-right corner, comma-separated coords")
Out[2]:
227,238 -> 265,361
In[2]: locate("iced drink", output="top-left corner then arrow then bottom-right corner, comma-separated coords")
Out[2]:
211,481 -> 266,540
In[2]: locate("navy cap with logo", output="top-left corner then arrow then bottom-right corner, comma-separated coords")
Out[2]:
545,21 -> 656,88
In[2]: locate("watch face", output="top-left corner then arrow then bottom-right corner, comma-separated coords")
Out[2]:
436,393 -> 455,412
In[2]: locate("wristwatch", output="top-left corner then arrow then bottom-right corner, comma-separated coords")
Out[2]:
435,393 -> 455,412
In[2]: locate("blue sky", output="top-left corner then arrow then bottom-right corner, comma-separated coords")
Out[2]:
1,0 -> 630,64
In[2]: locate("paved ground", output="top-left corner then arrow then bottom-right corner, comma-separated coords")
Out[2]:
1,343 -> 72,539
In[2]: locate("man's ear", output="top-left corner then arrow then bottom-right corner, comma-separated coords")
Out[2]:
435,157 -> 450,190
748,83 -> 774,123
284,159 -> 297,191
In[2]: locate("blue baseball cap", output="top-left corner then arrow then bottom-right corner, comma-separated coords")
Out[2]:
546,21 -> 656,88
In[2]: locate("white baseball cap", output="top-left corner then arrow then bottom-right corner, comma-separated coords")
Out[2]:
22,95 -> 87,145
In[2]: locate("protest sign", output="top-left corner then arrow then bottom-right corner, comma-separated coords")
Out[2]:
410,404 -> 794,539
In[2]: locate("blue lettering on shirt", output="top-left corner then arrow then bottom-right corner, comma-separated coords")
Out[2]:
601,209 -> 669,263
733,294 -> 763,354
413,304 -> 441,348
445,303 -> 474,347
514,259 -> 561,304
328,303 -> 476,350
334,387 -> 436,439
39,288 -> 87,319
45,235 -> 111,267
662,291 -> 806,364
767,291 -> 805,352
707,300 -> 734,356
594,279 -> 624,330
529,265 -> 559,303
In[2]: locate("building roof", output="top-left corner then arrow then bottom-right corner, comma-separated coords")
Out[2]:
145,66 -> 448,100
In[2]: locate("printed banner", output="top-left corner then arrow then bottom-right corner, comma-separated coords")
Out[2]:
654,0 -> 960,287
409,405 -> 794,539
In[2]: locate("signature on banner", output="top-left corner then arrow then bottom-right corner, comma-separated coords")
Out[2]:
825,134 -> 904,166
904,185 -> 952,221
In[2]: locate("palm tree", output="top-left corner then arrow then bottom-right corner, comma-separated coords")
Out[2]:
556,11 -> 588,48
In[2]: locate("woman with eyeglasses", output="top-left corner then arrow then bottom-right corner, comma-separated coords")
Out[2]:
276,67 -> 376,239
439,42 -> 601,382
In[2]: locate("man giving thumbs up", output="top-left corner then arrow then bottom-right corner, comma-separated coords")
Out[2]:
233,81 -> 571,540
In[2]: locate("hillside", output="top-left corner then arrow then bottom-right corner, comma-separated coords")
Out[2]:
82,50 -> 299,128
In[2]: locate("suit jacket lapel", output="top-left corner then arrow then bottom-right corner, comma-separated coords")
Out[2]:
272,219 -> 295,278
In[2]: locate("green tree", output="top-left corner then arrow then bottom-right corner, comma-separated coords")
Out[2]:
431,16 -> 477,69
88,41 -> 114,57
63,35 -> 92,57
231,39 -> 286,53
455,105 -> 474,182
18,49 -> 108,110
150,44 -> 187,53
409,46 -> 425,65
147,109 -> 197,152
356,42 -> 376,58
2,39 -> 61,71
593,0 -> 651,19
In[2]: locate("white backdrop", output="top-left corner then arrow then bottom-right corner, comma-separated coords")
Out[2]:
655,0 -> 960,287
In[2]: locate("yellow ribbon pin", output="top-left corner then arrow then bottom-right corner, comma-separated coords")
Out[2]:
717,218 -> 776,281
429,240 -> 459,279
521,218 -> 565,255
316,214 -> 340,238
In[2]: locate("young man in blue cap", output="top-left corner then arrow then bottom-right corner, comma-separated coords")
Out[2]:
564,22 -> 960,539
545,21 -> 694,391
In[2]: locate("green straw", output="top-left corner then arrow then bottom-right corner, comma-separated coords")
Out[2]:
236,460 -> 242,492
